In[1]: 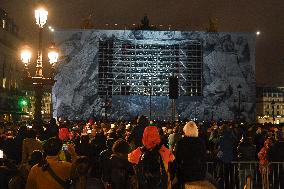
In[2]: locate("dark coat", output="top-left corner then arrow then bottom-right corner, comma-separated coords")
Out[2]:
237,139 -> 256,161
128,125 -> 147,148
254,133 -> 265,152
99,149 -> 112,182
176,137 -> 207,183
218,131 -> 234,163
2,138 -> 17,161
268,140 -> 284,162
237,138 -> 256,170
107,154 -> 134,189
128,116 -> 149,148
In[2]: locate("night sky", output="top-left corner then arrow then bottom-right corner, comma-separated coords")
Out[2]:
2,0 -> 284,85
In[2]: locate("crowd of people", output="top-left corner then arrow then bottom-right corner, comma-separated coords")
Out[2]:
0,116 -> 283,189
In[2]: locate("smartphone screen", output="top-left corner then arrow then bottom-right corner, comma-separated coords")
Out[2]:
62,144 -> 68,151
0,150 -> 3,158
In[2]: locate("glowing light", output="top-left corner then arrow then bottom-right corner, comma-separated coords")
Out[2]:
256,31 -> 261,36
35,8 -> 48,28
48,44 -> 59,65
20,45 -> 32,64
49,26 -> 54,32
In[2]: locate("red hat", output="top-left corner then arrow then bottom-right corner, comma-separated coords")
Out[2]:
88,119 -> 94,125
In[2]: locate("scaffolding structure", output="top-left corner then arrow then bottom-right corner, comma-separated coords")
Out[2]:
98,39 -> 203,97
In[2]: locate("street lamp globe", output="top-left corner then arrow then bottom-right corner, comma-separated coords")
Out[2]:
48,44 -> 59,65
35,7 -> 48,28
20,45 -> 32,65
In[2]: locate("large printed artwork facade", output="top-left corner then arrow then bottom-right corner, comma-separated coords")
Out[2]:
53,30 -> 255,121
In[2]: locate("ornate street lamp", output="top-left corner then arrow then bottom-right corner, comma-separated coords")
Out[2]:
20,3 -> 59,129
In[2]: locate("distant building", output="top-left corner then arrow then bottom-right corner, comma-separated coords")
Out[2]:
0,8 -> 23,122
256,86 -> 284,124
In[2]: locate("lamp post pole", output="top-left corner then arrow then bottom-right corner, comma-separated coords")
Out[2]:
237,84 -> 242,123
34,86 -> 43,127
34,21 -> 44,127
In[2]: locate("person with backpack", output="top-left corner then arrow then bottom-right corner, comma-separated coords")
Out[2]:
128,126 -> 175,189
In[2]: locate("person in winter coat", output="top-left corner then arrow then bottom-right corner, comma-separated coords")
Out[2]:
99,138 -> 116,187
0,153 -> 18,189
267,136 -> 284,188
128,126 -> 175,189
106,139 -> 135,189
176,121 -> 216,189
70,156 -> 89,189
237,134 -> 256,189
254,127 -> 265,158
216,125 -> 236,189
75,135 -> 92,157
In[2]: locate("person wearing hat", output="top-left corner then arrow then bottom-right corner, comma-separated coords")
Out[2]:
175,121 -> 216,189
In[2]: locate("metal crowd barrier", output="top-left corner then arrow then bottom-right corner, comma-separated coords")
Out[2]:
206,161 -> 284,189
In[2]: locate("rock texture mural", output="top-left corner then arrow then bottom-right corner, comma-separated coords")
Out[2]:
53,30 -> 255,121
